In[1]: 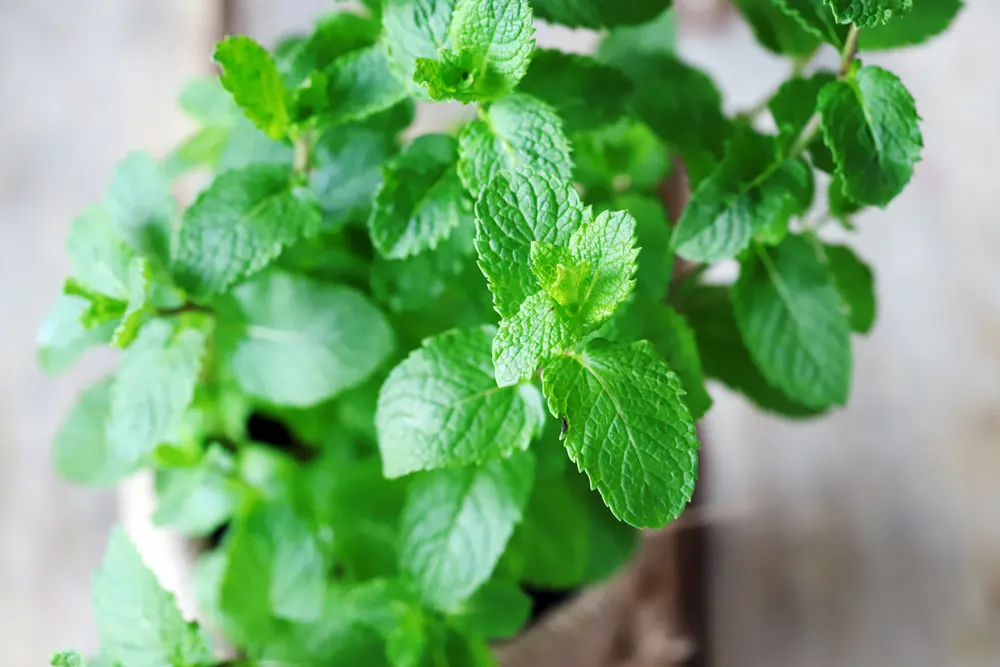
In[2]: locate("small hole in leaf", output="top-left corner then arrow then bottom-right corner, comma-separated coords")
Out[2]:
460,71 -> 470,81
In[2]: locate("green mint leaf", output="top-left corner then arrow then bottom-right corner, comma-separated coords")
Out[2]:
673,131 -> 813,261
823,0 -> 911,27
733,0 -> 821,55
220,503 -> 327,637
568,209 -> 639,325
214,35 -> 291,140
398,451 -> 534,609
860,0 -> 962,50
104,151 -> 176,266
828,174 -> 863,221
493,290 -> 578,386
732,236 -> 852,408
217,115 -> 294,172
612,195 -> 673,300
67,205 -> 135,301
474,167 -> 584,319
773,0 -> 849,47
818,65 -> 923,207
823,243 -> 876,334
94,528 -> 212,667
517,50 -> 633,132
639,303 -> 714,420
106,319 -> 207,474
53,378 -> 122,485
572,119 -> 670,197
383,0 -> 457,98
682,285 -> 824,418
37,295 -> 117,375
529,241 -> 582,305
277,12 -> 380,89
369,134 -> 468,259
349,580 -> 427,667
153,444 -> 238,537
229,270 -> 394,407
458,93 -> 573,198
178,76 -> 238,126
172,165 -> 321,298
414,0 -> 535,103
110,258 -> 151,348
610,54 -> 729,183
306,42 -> 408,126
311,102 -> 413,227
164,127 -> 231,178
768,71 -> 837,173
376,326 -> 544,476
541,340 -> 699,528
597,6 -> 675,62
50,651 -> 87,667
444,578 -> 531,639
532,0 -> 673,29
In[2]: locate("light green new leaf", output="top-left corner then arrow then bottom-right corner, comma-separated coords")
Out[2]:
220,502 -> 327,635
67,205 -> 135,300
230,270 -> 394,407
310,42 -> 409,126
172,165 -> 321,298
532,0 -> 673,29
106,320 -> 207,474
824,243 -> 876,334
37,295 -> 117,375
414,0 -> 535,103
542,341 -> 699,528
529,241 -> 582,305
110,258 -> 150,348
214,35 -> 291,140
54,378 -> 122,485
733,0 -> 820,55
517,50 -> 632,132
444,578 -> 531,639
773,0 -> 849,47
818,65 -> 923,208
94,528 -> 213,667
376,326 -> 544,476
732,237 -> 852,408
383,0 -> 457,97
493,290 -> 578,387
474,167 -> 585,319
50,651 -> 87,667
823,0 -> 911,27
178,77 -> 238,126
399,451 -> 535,609
104,151 -> 176,265
369,134 -> 467,259
569,209 -> 639,325
860,0 -> 962,50
458,93 -> 573,197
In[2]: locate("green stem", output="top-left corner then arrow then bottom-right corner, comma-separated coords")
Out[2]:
293,131 -> 313,175
156,302 -> 215,318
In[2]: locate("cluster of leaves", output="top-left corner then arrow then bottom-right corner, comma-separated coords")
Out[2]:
41,0 -> 959,665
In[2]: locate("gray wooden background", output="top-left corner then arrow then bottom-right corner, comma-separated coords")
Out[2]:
2,1 -> 998,665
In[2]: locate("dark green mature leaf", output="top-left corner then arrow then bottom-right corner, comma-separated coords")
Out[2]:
106,319 -> 207,475
768,71 -> 837,172
517,50 -> 632,132
399,451 -> 535,609
641,305 -> 713,420
474,167 -> 585,319
383,0 -> 457,98
773,0 -> 849,47
229,270 -> 394,407
104,151 -> 176,266
597,6 -> 675,61
53,378 -> 120,485
94,529 -> 212,667
824,0 -> 911,27
611,195 -> 673,300
572,119 -> 671,197
445,579 -> 531,639
732,236 -> 851,408
532,0 -> 673,29
733,0 -> 820,55
458,93 -> 573,198
860,0 -> 962,50
278,12 -> 380,89
493,290 -> 578,386
370,134 -> 468,259
172,165 -> 321,298
828,174 -> 862,220
376,326 -> 544,477
673,131 -> 813,261
414,0 -> 535,103
309,42 -> 409,126
542,341 -> 699,528
214,36 -> 291,140
824,243 -> 876,333
818,65 -> 923,207
38,295 -> 117,375
682,285 -> 824,418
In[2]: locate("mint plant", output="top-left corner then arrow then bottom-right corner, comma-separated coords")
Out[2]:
41,0 -> 958,665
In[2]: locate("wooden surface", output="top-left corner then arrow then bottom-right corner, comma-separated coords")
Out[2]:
3,1 -> 999,665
